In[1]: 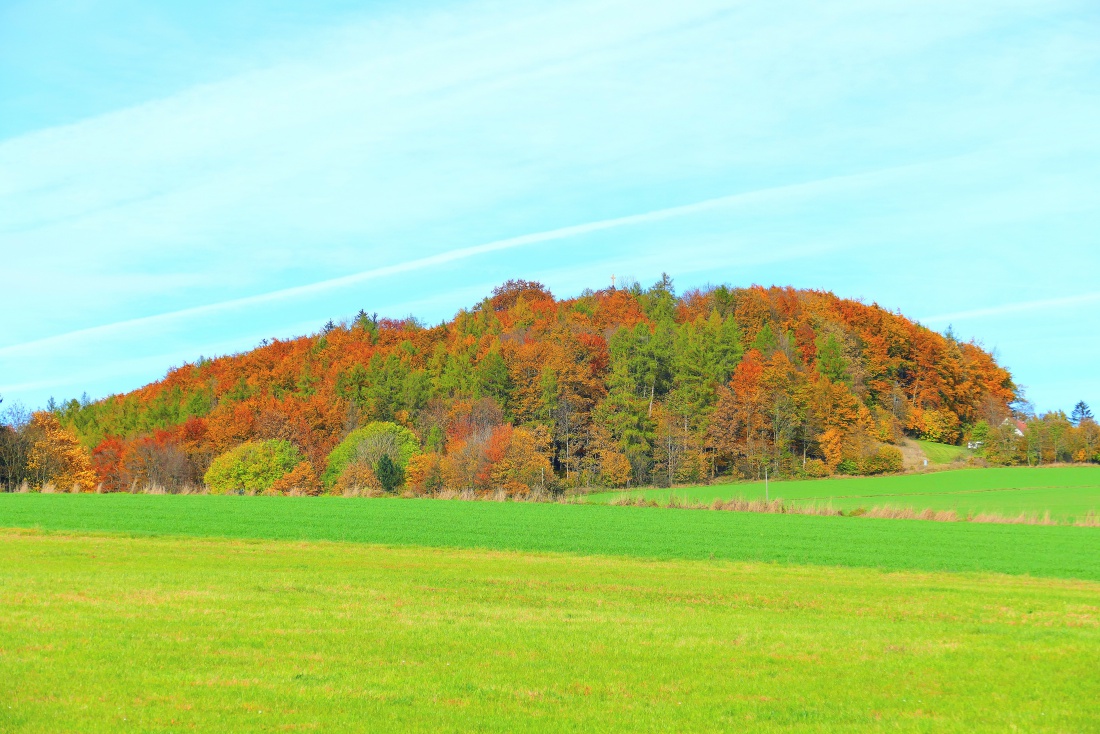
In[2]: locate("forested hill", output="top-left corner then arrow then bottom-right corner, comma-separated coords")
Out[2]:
48,278 -> 1015,492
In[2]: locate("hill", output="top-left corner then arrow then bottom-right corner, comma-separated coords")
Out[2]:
7,278 -> 1020,493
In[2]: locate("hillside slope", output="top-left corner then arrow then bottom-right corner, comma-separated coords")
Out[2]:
45,278 -> 1015,492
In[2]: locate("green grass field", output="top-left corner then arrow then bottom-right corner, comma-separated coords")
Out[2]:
2,492 -> 1098,731
2,530 -> 1098,733
916,440 -> 971,465
587,466 -> 1100,522
1,492 -> 1099,579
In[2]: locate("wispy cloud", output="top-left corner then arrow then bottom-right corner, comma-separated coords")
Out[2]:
0,160 -> 927,358
922,293 -> 1100,324
2,0 -> 1099,410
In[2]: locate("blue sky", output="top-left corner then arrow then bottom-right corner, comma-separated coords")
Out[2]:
1,0 -> 1098,414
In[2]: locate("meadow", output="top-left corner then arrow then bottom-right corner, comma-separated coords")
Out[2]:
586,466 -> 1100,523
915,439 -> 971,465
1,492 -> 1099,579
2,530 -> 1098,733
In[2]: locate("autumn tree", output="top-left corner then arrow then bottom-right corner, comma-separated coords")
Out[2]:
25,412 -> 97,491
204,439 -> 303,494
707,350 -> 770,478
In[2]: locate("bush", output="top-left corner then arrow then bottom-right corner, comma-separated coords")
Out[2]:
204,440 -> 302,494
323,422 -> 420,488
268,461 -> 322,496
333,461 -> 381,495
860,446 -> 903,475
836,458 -> 860,475
804,458 -> 830,478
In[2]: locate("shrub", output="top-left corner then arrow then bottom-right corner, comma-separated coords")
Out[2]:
323,422 -> 420,488
804,458 -> 830,478
333,461 -> 381,495
204,440 -> 302,494
836,458 -> 860,475
860,446 -> 903,475
268,461 -> 322,496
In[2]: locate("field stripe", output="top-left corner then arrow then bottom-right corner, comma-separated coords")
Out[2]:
785,484 -> 1100,502
1,494 -> 1098,581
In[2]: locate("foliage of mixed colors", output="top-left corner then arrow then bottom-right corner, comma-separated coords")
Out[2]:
1,278 -> 1095,495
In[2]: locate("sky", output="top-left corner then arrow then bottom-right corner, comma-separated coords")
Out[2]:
1,0 -> 1098,415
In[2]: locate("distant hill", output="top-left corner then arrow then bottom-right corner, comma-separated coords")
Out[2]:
50,278 -> 1016,492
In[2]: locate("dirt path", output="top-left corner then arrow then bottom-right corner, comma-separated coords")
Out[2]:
899,439 -> 928,471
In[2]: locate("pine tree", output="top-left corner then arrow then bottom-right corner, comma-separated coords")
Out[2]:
1070,401 -> 1094,427
375,453 -> 403,493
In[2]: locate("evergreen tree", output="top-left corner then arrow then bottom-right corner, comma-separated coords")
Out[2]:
751,322 -> 777,355
814,333 -> 851,385
375,453 -> 403,493
711,313 -> 744,383
1071,401 -> 1094,427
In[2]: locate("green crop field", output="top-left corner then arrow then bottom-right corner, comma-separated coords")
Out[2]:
587,466 -> 1100,522
2,530 -> 1098,733
916,440 -> 971,465
2,494 -> 1099,732
1,492 -> 1099,579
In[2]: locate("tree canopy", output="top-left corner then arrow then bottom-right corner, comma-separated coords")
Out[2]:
9,279 -> 1063,494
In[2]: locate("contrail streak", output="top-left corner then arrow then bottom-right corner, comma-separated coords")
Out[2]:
0,160 -> 932,358
922,292 -> 1100,323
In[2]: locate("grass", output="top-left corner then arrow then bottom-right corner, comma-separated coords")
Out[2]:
1,530 -> 1098,733
1,492 -> 1099,580
587,466 -> 1100,522
916,439 -> 971,465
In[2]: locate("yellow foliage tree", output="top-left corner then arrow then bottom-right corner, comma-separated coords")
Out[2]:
920,409 -> 962,444
819,428 -> 844,470
26,412 -> 97,491
599,450 -> 633,487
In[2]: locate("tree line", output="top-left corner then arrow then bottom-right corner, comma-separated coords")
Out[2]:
3,277 -> 1085,496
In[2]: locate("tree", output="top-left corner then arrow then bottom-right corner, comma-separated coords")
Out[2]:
323,421 -> 421,487
375,453 -> 403,493
814,332 -> 851,385
204,440 -> 302,494
707,350 -> 770,478
0,401 -> 31,489
598,449 -> 632,487
1071,401 -> 1094,427
25,412 -> 97,491
405,452 -> 444,494
488,425 -> 553,495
